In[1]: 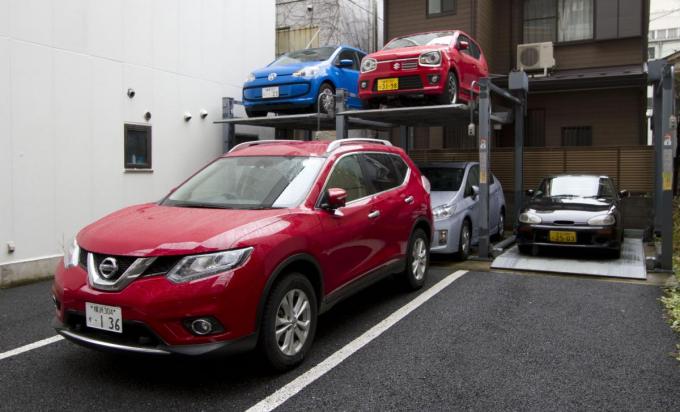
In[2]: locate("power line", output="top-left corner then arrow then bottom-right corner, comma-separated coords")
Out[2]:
342,0 -> 384,22
651,7 -> 680,21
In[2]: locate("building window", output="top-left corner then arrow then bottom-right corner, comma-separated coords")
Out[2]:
561,126 -> 592,146
649,30 -> 656,40
668,28 -> 678,39
523,0 -> 593,43
527,109 -> 546,147
427,0 -> 456,17
657,29 -> 667,40
124,124 -> 152,169
648,47 -> 656,59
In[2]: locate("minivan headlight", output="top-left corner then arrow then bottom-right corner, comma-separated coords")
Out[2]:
361,58 -> 378,73
63,238 -> 80,269
587,214 -> 615,226
518,212 -> 541,224
433,205 -> 456,221
419,51 -> 442,67
167,247 -> 253,283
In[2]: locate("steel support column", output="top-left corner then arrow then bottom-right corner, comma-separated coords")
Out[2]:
399,126 -> 408,150
509,71 -> 529,227
660,63 -> 676,271
335,89 -> 348,139
477,78 -> 491,259
222,97 -> 235,152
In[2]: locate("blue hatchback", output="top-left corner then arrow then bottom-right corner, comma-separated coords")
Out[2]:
242,46 -> 366,117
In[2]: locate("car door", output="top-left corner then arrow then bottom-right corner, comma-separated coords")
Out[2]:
358,153 -> 413,268
332,48 -> 361,108
454,34 -> 477,95
462,165 -> 480,241
315,153 -> 381,292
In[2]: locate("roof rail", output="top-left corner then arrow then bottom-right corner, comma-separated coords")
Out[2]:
326,138 -> 393,153
228,140 -> 301,153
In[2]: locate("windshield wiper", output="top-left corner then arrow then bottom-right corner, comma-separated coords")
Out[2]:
168,202 -> 235,209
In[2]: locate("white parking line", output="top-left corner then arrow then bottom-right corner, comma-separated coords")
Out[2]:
246,270 -> 469,412
0,335 -> 64,361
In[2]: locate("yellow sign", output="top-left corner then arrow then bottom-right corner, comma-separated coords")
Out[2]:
377,78 -> 399,91
549,231 -> 577,243
663,172 -> 673,191
479,170 -> 487,184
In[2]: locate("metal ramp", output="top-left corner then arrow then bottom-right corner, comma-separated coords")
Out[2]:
490,238 -> 647,280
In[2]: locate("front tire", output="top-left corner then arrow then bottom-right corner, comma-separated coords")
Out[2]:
456,220 -> 471,261
493,210 -> 505,241
260,273 -> 317,371
435,71 -> 458,105
401,228 -> 430,290
316,83 -> 335,114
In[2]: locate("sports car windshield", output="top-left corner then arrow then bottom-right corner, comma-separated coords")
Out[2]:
384,32 -> 455,50
419,167 -> 465,191
270,47 -> 336,66
162,156 -> 326,209
536,176 -> 616,199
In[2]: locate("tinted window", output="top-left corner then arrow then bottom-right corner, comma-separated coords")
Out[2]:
457,34 -> 473,57
361,153 -> 404,194
270,47 -> 336,66
390,155 -> 409,182
337,49 -> 360,71
419,167 -> 465,191
537,176 -> 616,199
465,165 -> 480,196
163,156 -> 325,209
324,155 -> 370,202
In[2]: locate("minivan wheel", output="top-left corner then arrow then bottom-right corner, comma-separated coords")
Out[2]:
401,228 -> 429,290
456,220 -> 471,261
260,273 -> 317,371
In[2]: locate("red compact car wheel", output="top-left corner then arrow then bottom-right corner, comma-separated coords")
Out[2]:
435,72 -> 458,105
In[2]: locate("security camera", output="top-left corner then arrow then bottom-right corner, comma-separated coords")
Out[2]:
200,109 -> 208,119
127,88 -> 135,98
184,112 -> 192,121
307,4 -> 313,11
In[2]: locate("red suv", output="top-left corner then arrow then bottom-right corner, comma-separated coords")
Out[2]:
359,30 -> 488,107
53,139 -> 432,370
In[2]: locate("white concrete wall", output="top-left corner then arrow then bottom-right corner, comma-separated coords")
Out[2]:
0,0 -> 276,265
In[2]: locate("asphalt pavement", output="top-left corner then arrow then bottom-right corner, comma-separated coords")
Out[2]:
1,268 -> 678,411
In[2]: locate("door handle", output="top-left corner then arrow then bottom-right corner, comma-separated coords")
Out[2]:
368,210 -> 381,219
404,196 -> 414,204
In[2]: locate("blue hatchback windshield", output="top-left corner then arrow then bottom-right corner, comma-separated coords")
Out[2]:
270,47 -> 336,66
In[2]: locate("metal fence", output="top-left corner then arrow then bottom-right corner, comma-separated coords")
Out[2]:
407,146 -> 655,193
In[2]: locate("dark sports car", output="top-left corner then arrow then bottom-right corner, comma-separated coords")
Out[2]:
516,175 -> 627,258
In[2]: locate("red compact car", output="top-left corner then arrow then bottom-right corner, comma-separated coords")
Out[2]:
53,139 -> 432,370
359,30 -> 488,107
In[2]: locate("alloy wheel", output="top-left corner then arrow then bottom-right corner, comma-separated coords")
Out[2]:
462,224 -> 471,254
449,76 -> 458,104
411,238 -> 428,281
275,289 -> 311,356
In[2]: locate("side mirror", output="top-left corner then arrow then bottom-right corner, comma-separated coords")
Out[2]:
338,59 -> 354,68
619,189 -> 630,198
323,188 -> 347,210
458,41 -> 469,51
471,185 -> 480,198
525,189 -> 535,197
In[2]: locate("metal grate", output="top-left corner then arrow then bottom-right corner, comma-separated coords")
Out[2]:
397,75 -> 423,90
401,61 -> 418,70
144,256 -> 183,276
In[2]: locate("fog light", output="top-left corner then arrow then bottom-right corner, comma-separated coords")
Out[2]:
360,80 -> 368,89
429,74 -> 440,84
185,317 -> 224,336
438,230 -> 448,245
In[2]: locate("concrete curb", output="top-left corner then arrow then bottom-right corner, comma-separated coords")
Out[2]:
0,256 -> 60,288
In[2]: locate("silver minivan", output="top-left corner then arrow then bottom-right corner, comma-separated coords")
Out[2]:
418,162 -> 506,260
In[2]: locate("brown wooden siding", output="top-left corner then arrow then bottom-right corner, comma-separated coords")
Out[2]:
552,38 -> 645,70
526,88 -> 644,147
385,0 -> 473,42
407,146 -> 654,193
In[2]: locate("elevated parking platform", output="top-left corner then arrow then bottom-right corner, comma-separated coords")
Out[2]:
213,112 -> 394,131
337,103 -> 512,127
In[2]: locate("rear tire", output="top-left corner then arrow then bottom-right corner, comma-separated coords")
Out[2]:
401,228 -> 430,290
435,71 -> 458,105
260,273 -> 317,371
456,220 -> 471,261
246,108 -> 267,118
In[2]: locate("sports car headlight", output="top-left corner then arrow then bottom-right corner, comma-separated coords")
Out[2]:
63,238 -> 80,269
166,247 -> 253,283
419,51 -> 442,67
361,58 -> 377,73
246,73 -> 255,82
587,214 -> 615,226
518,212 -> 542,224
433,205 -> 456,221
293,66 -> 320,78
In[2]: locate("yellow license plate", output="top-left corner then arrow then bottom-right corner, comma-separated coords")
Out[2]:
377,78 -> 399,91
549,231 -> 577,243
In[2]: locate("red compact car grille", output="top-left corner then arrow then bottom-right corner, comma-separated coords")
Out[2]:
373,75 -> 423,91
401,61 -> 418,70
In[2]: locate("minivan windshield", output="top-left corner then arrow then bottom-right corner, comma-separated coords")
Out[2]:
536,176 -> 615,199
384,32 -> 455,50
162,156 -> 326,209
270,47 -> 336,66
419,167 -> 465,191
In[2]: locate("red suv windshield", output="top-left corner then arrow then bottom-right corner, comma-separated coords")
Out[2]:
162,156 -> 326,209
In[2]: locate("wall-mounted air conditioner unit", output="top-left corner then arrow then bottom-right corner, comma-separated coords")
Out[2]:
517,42 -> 556,77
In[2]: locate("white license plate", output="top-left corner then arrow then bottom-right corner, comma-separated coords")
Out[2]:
262,86 -> 279,99
86,302 -> 123,334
